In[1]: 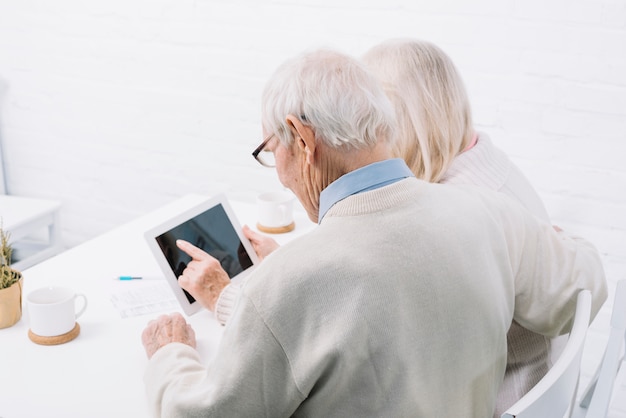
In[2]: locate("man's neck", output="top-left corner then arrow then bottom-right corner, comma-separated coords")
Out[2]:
334,140 -> 393,175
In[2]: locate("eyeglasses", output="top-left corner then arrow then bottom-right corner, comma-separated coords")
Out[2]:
252,134 -> 276,167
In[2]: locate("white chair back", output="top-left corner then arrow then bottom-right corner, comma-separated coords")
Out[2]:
501,289 -> 592,418
573,279 -> 626,418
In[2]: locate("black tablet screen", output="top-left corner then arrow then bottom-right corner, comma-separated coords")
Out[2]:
155,203 -> 254,304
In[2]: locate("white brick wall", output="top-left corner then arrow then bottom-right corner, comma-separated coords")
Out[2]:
0,7 -> 626,245
0,1 -> 624,259
1,0 -> 625,413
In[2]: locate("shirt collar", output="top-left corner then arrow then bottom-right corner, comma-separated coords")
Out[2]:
318,158 -> 414,223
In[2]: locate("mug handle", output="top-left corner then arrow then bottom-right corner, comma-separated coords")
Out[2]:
74,293 -> 88,320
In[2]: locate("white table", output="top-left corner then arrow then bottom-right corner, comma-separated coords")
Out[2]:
0,194 -> 315,418
0,195 -> 62,270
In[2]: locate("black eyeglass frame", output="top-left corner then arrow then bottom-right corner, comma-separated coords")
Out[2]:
252,134 -> 275,167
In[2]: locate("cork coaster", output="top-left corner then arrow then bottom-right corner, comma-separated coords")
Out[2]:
257,222 -> 295,234
28,323 -> 81,346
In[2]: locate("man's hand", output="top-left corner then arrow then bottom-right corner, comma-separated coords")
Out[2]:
243,225 -> 280,261
142,313 -> 196,359
176,239 -> 231,312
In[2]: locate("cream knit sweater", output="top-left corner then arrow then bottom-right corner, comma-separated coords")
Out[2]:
442,133 -> 556,416
144,178 -> 606,417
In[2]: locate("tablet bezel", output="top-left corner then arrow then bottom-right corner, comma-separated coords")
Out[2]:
144,194 -> 259,316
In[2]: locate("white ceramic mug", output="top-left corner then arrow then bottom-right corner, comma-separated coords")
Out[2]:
257,191 -> 295,230
27,286 -> 88,337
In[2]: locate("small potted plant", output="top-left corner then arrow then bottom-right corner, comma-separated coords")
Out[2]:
0,223 -> 23,329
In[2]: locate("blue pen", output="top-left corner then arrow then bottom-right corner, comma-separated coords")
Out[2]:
118,276 -> 142,280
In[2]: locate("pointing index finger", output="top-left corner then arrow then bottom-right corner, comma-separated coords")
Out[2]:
176,239 -> 210,260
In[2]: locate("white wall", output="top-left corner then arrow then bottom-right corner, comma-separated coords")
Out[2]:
0,0 -> 624,269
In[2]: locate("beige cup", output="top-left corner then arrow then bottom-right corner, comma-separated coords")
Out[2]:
27,286 -> 88,337
256,191 -> 295,233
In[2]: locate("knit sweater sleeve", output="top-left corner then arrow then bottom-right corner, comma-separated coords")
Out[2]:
144,291 -> 304,417
490,191 -> 607,336
214,281 -> 242,326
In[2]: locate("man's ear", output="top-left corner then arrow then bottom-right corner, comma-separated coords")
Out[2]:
286,114 -> 316,165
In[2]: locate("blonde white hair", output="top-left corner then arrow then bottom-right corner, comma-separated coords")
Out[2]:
362,39 -> 474,183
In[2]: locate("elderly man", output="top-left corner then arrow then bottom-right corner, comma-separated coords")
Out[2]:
141,49 -> 606,417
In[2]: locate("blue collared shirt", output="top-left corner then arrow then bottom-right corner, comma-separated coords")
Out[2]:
318,158 -> 414,223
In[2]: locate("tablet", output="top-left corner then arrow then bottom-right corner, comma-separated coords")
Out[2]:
144,194 -> 260,316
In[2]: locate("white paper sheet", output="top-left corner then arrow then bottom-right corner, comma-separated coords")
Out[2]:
110,280 -> 178,318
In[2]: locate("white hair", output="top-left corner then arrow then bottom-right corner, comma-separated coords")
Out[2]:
362,39 -> 474,183
261,49 -> 396,149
